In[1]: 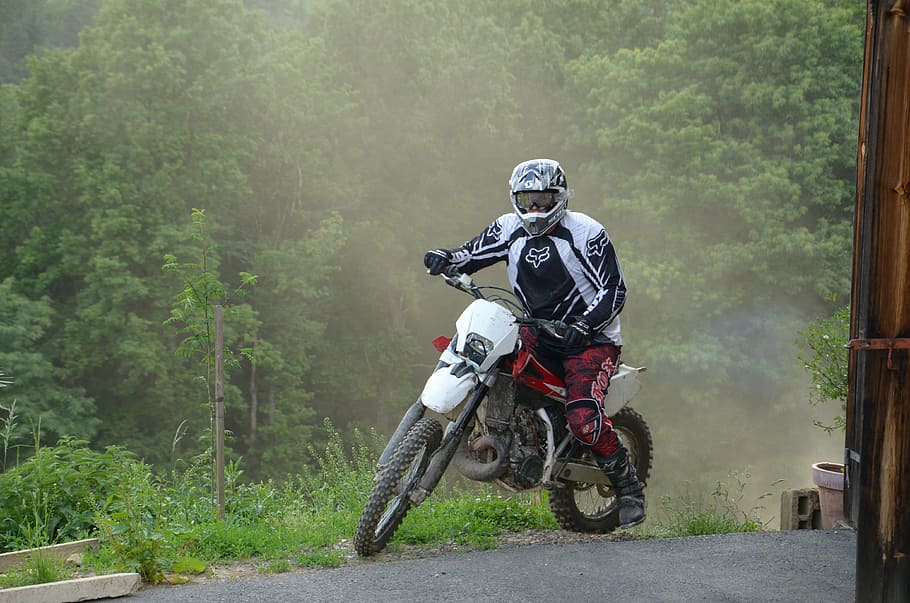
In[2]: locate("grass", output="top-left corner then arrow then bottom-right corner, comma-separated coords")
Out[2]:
0,419 -> 770,588
636,471 -> 770,538
0,552 -> 74,588
380,489 -> 559,551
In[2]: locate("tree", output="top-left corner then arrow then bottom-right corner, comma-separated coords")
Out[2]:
0,0 -> 101,84
1,0 -> 270,465
565,0 -> 863,360
0,0 -> 866,487
798,306 -> 849,433
561,0 -> 864,481
0,278 -> 98,444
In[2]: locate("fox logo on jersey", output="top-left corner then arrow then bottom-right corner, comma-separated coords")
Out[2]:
525,247 -> 551,268
586,230 -> 609,257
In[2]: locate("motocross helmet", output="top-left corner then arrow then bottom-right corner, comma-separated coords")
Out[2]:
509,159 -> 573,236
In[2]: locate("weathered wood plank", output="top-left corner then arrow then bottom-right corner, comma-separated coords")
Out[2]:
849,1 -> 910,600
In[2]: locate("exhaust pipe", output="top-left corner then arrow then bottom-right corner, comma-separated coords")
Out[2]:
451,434 -> 508,481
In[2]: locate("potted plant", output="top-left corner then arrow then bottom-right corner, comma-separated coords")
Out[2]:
798,306 -> 849,528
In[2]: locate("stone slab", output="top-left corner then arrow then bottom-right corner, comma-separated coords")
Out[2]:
0,539 -> 100,572
0,572 -> 140,603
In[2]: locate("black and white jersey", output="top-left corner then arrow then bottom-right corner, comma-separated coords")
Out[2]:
447,211 -> 626,346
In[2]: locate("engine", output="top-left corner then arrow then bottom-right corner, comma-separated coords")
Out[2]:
501,407 -> 547,489
452,374 -> 551,491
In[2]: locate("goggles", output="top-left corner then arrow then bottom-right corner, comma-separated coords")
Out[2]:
513,190 -> 559,213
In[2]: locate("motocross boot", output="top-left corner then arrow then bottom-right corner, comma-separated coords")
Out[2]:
596,446 -> 646,528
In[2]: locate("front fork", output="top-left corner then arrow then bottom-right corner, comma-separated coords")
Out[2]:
374,381 -> 489,506
376,399 -> 426,468
377,351 -> 459,469
408,381 -> 490,505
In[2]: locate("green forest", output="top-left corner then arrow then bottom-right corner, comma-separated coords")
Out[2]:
1,0 -> 862,498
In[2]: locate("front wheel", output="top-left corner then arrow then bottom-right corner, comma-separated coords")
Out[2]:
548,406 -> 653,533
354,417 -> 443,556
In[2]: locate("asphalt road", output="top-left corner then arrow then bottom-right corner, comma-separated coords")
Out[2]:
129,529 -> 856,602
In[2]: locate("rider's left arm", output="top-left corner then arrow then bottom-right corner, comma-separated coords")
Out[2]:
577,227 -> 626,332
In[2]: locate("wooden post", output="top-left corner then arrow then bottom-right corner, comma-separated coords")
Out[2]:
214,305 -> 225,521
848,1 -> 910,599
845,0 -> 876,532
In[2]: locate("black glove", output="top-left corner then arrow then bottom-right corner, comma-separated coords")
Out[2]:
424,249 -> 452,275
562,318 -> 592,348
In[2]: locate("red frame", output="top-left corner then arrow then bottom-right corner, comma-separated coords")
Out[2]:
431,336 -> 566,402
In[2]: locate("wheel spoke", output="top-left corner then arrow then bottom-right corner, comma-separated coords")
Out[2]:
573,483 -> 616,519
376,443 -> 429,536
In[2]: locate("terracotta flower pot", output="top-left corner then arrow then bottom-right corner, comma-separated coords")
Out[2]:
811,461 -> 845,529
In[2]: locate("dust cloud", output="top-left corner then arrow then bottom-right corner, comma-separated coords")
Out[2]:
270,1 -> 855,529
346,129 -> 848,531
399,170 -> 849,529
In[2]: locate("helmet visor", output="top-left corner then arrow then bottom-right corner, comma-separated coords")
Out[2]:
513,191 -> 559,213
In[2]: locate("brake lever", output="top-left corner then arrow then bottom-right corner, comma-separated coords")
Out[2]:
540,320 -> 568,340
516,319 -> 567,341
440,268 -> 473,292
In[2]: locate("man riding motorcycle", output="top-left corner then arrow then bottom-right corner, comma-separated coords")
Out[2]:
423,158 -> 646,528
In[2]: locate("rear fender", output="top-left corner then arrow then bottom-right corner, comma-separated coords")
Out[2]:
602,363 -> 644,416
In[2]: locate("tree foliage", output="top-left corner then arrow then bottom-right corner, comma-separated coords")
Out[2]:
0,0 -> 101,84
0,0 -> 864,480
0,279 -> 97,443
798,306 -> 849,433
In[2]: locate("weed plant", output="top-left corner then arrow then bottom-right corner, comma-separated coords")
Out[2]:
638,471 -> 768,538
0,552 -> 73,588
1,398 -> 18,472
0,437 -> 134,551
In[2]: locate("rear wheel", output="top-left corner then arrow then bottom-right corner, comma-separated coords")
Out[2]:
354,417 -> 442,556
548,406 -> 653,532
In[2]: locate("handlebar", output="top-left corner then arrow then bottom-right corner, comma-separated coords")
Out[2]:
515,316 -> 570,340
437,268 -> 569,340
440,266 -> 477,295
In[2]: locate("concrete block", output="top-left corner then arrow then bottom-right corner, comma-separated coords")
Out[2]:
0,539 -> 99,572
0,572 -> 140,603
780,488 -> 821,530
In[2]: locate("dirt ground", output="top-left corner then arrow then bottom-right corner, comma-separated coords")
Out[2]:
176,528 -> 641,585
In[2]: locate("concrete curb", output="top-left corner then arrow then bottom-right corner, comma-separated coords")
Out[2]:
0,572 -> 141,603
0,539 -> 100,572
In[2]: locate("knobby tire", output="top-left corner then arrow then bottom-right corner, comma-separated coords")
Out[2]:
354,417 -> 443,556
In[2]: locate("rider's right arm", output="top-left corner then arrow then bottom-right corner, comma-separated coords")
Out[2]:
445,215 -> 512,274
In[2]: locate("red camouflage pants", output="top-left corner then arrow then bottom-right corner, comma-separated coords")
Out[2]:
519,327 -> 621,457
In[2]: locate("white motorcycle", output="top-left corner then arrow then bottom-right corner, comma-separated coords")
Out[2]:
354,269 -> 652,556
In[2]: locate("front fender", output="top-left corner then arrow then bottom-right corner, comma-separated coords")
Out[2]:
420,364 -> 478,414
